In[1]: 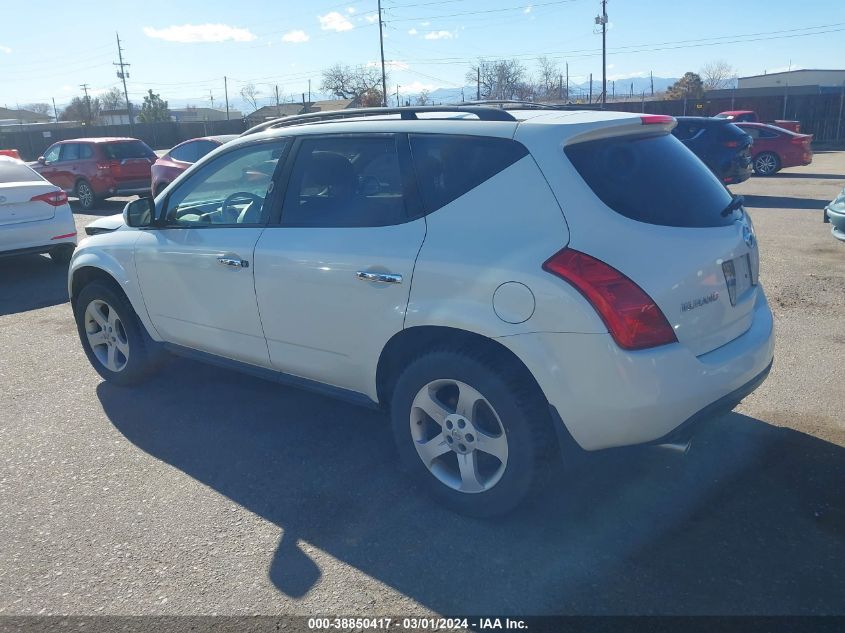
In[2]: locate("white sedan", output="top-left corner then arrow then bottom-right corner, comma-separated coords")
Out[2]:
0,156 -> 77,264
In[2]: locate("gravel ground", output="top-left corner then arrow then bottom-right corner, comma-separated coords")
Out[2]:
0,153 -> 843,617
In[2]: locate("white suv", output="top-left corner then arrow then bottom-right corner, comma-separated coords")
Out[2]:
69,106 -> 775,516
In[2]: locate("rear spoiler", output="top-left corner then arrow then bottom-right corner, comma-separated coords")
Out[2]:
564,115 -> 677,146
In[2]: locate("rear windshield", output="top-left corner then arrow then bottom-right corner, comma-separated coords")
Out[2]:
0,160 -> 44,184
565,133 -> 736,228
102,141 -> 156,160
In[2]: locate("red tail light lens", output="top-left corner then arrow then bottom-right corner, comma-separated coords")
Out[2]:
641,115 -> 674,125
543,248 -> 677,350
723,140 -> 739,148
30,190 -> 68,207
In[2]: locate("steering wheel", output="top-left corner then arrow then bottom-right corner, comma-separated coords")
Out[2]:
221,191 -> 264,223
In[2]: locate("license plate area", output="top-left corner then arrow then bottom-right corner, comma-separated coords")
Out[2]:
722,254 -> 754,306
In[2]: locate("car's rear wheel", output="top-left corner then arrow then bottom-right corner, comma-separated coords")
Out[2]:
390,348 -> 552,517
75,180 -> 97,210
753,152 -> 780,176
49,244 -> 74,265
74,281 -> 164,385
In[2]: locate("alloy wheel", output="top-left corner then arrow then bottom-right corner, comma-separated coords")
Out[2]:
409,379 -> 508,493
755,154 -> 778,175
77,183 -> 94,208
84,299 -> 129,372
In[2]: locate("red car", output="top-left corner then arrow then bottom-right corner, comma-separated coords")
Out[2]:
30,138 -> 155,210
735,122 -> 813,176
151,135 -> 237,196
715,110 -> 801,133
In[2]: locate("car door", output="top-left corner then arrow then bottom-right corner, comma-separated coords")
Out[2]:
54,143 -> 80,191
133,139 -> 290,367
34,144 -> 62,187
253,133 -> 426,397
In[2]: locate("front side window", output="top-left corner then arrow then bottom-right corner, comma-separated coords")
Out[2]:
169,141 -> 198,163
281,135 -> 406,228
163,141 -> 288,226
43,145 -> 61,163
409,134 -> 528,214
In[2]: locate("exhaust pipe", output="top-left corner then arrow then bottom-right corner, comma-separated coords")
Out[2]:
655,438 -> 692,456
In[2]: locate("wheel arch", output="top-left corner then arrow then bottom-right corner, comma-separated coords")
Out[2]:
376,325 -> 572,451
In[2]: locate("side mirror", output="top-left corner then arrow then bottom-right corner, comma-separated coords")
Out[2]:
124,197 -> 155,228
37,156 -> 46,164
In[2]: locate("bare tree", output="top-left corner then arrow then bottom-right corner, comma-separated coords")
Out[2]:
23,102 -> 51,115
415,89 -> 431,106
320,64 -> 384,104
535,56 -> 560,99
240,83 -> 261,112
101,87 -> 126,110
466,59 -> 527,100
700,60 -> 737,91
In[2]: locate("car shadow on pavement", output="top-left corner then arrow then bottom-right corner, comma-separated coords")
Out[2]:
742,195 -> 831,210
98,357 -> 845,615
69,199 -> 130,216
773,173 -> 845,181
0,254 -> 69,316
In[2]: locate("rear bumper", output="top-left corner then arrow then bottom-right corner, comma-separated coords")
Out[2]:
0,207 -> 77,256
498,290 -> 775,450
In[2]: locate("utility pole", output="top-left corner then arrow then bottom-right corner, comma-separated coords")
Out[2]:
308,79 -> 311,103
208,90 -> 215,109
275,85 -> 281,116
377,0 -> 387,107
79,83 -> 92,123
52,97 -> 59,123
113,32 -> 133,132
565,63 -> 569,102
650,70 -> 654,96
396,84 -> 400,107
595,0 -> 608,108
589,73 -> 593,104
783,59 -> 792,120
477,66 -> 481,100
224,76 -> 230,120
559,74 -> 563,100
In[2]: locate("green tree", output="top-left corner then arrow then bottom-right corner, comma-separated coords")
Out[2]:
137,89 -> 170,123
60,95 -> 101,125
665,72 -> 705,100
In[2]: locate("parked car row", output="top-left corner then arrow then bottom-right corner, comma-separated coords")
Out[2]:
20,135 -> 237,210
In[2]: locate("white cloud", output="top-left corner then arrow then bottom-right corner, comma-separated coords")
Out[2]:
364,13 -> 379,23
347,6 -> 356,13
403,80 -> 435,93
0,45 -> 11,54
524,4 -> 533,13
607,70 -> 648,81
319,11 -> 354,32
143,23 -> 256,43
424,30 -> 454,40
421,21 -> 430,26
408,28 -> 418,35
282,30 -> 310,43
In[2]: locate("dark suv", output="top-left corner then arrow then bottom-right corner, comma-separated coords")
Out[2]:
30,138 -> 155,210
671,117 -> 753,185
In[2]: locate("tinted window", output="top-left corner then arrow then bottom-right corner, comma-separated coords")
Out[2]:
0,160 -> 44,183
281,136 -> 406,228
103,141 -> 156,160
410,134 -> 528,213
60,143 -> 79,161
169,141 -> 198,163
79,144 -> 94,159
164,141 -> 287,226
195,140 -> 219,160
565,133 -> 736,228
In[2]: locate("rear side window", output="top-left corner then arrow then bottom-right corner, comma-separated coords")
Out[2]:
103,141 -> 156,160
195,140 -> 219,160
170,141 -> 198,163
565,133 -> 735,228
0,160 -> 44,183
79,144 -> 94,159
409,134 -> 528,214
60,143 -> 79,161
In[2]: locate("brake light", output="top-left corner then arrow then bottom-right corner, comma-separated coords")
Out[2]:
723,140 -> 739,148
96,160 -> 121,175
791,136 -> 812,145
542,248 -> 677,350
641,114 -> 674,125
30,190 -> 68,207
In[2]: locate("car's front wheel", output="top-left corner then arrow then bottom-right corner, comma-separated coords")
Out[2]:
753,152 -> 781,176
390,348 -> 552,517
74,281 -> 164,385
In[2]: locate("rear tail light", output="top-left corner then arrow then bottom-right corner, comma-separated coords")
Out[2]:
792,136 -> 812,145
30,190 -> 68,207
723,140 -> 739,148
97,160 -> 121,175
543,248 -> 677,350
641,114 -> 674,125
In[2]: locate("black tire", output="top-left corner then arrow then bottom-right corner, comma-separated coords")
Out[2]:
74,281 -> 165,386
753,152 -> 781,176
49,243 -> 75,265
390,347 -> 553,517
75,180 -> 97,210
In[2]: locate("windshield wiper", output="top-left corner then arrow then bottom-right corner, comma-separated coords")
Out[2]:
720,194 -> 744,217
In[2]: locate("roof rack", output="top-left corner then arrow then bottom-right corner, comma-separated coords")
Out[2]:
459,99 -> 561,110
240,105 -> 517,136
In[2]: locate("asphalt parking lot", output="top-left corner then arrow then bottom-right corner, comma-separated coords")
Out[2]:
1,152 -> 843,616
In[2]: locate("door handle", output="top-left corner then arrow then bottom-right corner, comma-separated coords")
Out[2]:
217,256 -> 249,268
356,271 -> 402,284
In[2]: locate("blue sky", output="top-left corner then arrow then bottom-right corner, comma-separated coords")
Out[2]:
1,0 -> 843,112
